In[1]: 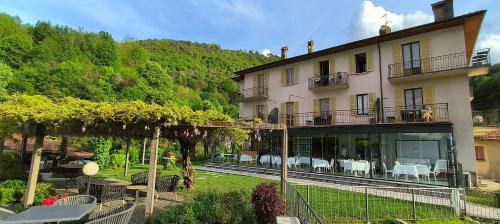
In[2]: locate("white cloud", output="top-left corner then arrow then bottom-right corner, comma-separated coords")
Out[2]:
261,49 -> 271,57
478,34 -> 500,64
210,0 -> 265,22
349,1 -> 433,40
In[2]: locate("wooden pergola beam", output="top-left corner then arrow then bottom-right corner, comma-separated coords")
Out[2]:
123,138 -> 131,176
23,125 -> 46,208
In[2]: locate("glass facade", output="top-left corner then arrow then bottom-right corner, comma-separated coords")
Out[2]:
214,128 -> 454,186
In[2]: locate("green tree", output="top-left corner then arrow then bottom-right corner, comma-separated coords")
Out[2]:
0,62 -> 13,99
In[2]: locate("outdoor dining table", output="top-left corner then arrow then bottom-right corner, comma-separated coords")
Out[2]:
0,203 -> 96,224
312,159 -> 330,171
392,164 -> 429,182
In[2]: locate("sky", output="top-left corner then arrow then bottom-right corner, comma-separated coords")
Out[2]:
0,0 -> 499,63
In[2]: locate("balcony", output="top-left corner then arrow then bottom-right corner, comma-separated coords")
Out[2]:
240,103 -> 449,127
472,110 -> 500,127
308,72 -> 349,92
237,86 -> 268,102
388,49 -> 490,83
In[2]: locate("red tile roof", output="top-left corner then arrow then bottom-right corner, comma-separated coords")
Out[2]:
3,134 -> 94,158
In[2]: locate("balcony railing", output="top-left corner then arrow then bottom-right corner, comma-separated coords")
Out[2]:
240,103 -> 449,127
237,86 -> 268,102
308,72 -> 349,90
388,49 -> 490,79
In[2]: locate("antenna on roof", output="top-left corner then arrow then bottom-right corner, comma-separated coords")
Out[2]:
380,13 -> 390,26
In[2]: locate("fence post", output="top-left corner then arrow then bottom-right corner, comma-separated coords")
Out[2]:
307,185 -> 310,204
451,188 -> 460,215
365,187 -> 369,223
412,189 -> 417,222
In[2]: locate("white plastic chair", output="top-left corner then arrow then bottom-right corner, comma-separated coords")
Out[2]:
382,163 -> 392,179
430,163 -> 441,182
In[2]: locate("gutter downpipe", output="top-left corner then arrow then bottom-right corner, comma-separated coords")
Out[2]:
377,37 -> 384,122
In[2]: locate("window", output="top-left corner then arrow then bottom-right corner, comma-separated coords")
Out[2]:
356,94 -> 368,115
286,67 -> 294,85
257,73 -> 265,95
355,53 -> 367,73
475,146 -> 485,161
402,42 -> 421,72
319,98 -> 330,117
257,105 -> 265,119
286,102 -> 294,115
404,88 -> 423,110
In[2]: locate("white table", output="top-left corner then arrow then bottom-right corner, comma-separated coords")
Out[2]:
312,159 -> 330,171
343,160 -> 367,175
0,204 -> 95,224
259,155 -> 281,166
393,164 -> 430,182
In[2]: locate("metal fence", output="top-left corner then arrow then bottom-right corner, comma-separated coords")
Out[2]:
472,109 -> 500,127
285,181 -> 324,224
463,189 -> 500,221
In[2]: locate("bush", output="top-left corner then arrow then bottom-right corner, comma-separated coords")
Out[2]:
88,137 -> 112,168
0,180 -> 26,202
34,182 -> 54,205
0,152 -> 26,181
129,145 -> 140,164
0,187 -> 15,205
110,151 -> 126,169
251,183 -> 286,224
161,157 -> 176,170
154,191 -> 255,224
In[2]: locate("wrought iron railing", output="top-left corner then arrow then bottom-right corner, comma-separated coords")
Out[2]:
308,72 -> 349,89
237,86 -> 268,100
388,49 -> 490,78
472,109 -> 500,126
240,103 -> 449,127
285,181 -> 324,224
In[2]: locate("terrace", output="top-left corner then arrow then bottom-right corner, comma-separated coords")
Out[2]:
307,72 -> 349,92
237,86 -> 269,102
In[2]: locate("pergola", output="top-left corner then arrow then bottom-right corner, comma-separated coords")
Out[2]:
0,95 -> 288,222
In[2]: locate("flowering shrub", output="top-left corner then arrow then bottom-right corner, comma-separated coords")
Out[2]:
42,193 -> 69,206
251,183 -> 286,224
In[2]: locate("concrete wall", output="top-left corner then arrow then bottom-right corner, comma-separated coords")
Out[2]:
475,139 -> 500,180
239,25 -> 477,172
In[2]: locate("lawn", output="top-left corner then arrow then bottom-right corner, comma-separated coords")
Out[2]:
96,162 -> 477,223
465,189 -> 498,207
96,162 -> 276,198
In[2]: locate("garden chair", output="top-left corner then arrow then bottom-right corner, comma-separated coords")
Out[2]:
130,171 -> 160,185
382,163 -> 392,179
85,203 -> 136,224
155,175 -> 180,201
54,195 -> 97,206
75,176 -> 109,194
91,183 -> 127,210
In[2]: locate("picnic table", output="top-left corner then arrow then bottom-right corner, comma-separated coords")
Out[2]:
0,203 -> 95,224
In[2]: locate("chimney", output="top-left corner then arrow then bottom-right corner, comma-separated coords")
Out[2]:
431,0 -> 454,22
307,40 -> 314,53
281,46 -> 288,59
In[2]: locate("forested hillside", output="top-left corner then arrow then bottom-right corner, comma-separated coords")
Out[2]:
470,63 -> 500,110
0,13 -> 278,118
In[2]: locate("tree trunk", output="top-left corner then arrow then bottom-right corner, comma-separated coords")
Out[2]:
59,136 -> 68,158
20,134 -> 28,163
179,139 -> 196,189
203,140 -> 209,158
0,137 -> 4,157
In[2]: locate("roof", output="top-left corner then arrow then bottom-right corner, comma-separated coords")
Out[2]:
3,134 -> 94,158
474,127 -> 500,140
233,10 -> 486,80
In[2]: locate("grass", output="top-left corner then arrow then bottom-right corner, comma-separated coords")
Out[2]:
466,189 -> 498,207
96,161 -> 276,198
96,162 -> 477,223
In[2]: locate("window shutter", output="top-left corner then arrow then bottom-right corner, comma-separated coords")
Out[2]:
423,86 -> 435,112
252,105 -> 257,117
392,44 -> 402,75
329,58 -> 336,74
293,102 -> 299,125
420,38 -> 431,72
263,104 -> 268,117
264,72 -> 269,86
294,64 -> 299,84
350,95 -> 356,115
329,97 -> 336,124
368,92 -> 376,115
253,74 -> 258,95
349,54 -> 355,74
313,61 -> 319,77
475,146 -> 485,160
366,49 -> 374,72
281,69 -> 286,86
395,89 -> 404,120
313,99 -> 320,116
280,103 -> 286,124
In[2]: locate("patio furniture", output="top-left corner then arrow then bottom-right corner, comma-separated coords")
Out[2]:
54,195 -> 97,206
131,171 -> 160,185
75,176 -> 109,194
89,183 -> 127,210
0,208 -> 14,221
382,163 -> 392,179
392,164 -> 428,182
240,154 -> 256,165
312,159 -> 329,172
85,203 -> 136,224
155,175 -> 180,201
0,204 -> 95,223
126,185 -> 147,202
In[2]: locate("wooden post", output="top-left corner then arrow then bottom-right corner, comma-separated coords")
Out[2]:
281,126 -> 288,197
23,125 -> 45,208
124,138 -> 131,176
142,138 -> 147,165
145,127 -> 160,223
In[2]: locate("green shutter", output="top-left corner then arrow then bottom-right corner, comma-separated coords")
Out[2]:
350,95 -> 356,115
